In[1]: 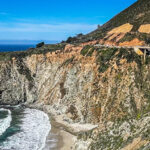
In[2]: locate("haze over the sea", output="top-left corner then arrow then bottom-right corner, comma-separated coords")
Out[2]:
0,40 -> 59,45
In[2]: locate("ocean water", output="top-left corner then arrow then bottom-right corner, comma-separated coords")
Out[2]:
0,106 -> 51,150
0,45 -> 35,52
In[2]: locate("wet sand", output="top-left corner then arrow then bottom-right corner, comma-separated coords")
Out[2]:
44,120 -> 75,150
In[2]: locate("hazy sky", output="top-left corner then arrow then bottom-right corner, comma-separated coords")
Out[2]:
0,0 -> 137,41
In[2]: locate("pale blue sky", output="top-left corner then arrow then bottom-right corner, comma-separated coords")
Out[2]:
0,0 -> 137,41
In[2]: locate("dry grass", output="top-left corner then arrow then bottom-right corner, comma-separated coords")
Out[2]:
108,23 -> 133,34
138,24 -> 150,33
119,38 -> 145,46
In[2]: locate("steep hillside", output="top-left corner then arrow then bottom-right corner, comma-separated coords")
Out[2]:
66,0 -> 150,46
100,0 -> 150,32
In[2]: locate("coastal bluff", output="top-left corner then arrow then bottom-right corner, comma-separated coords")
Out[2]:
0,43 -> 150,149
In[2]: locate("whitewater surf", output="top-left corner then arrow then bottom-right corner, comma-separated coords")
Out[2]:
0,107 -> 51,150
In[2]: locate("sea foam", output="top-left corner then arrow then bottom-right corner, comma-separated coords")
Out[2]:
0,108 -> 12,136
0,108 -> 51,150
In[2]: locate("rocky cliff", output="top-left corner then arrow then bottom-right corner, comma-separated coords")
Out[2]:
0,44 -> 150,149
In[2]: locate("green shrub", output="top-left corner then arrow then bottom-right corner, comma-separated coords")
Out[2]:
36,42 -> 45,48
97,48 -> 118,73
66,37 -> 77,43
80,45 -> 95,56
61,56 -> 75,67
80,45 -> 91,56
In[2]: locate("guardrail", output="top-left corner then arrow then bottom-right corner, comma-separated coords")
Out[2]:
94,44 -> 132,49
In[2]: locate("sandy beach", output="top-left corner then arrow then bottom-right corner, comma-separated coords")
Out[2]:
44,119 -> 75,150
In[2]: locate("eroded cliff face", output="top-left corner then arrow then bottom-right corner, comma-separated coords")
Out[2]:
0,60 -> 37,105
0,44 -> 150,149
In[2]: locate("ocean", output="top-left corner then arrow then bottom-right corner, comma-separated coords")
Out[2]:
0,106 -> 51,150
0,45 -> 35,52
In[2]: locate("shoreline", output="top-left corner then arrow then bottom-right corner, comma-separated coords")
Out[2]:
0,104 -> 75,150
44,117 -> 75,150
28,104 -> 98,150
0,104 -> 97,150
27,104 -> 77,150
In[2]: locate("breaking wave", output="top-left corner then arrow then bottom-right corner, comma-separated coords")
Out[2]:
0,108 -> 12,136
0,108 -> 51,150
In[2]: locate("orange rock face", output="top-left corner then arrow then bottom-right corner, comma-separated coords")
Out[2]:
108,23 -> 133,34
65,44 -> 83,52
81,40 -> 98,46
119,38 -> 145,46
138,24 -> 150,33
